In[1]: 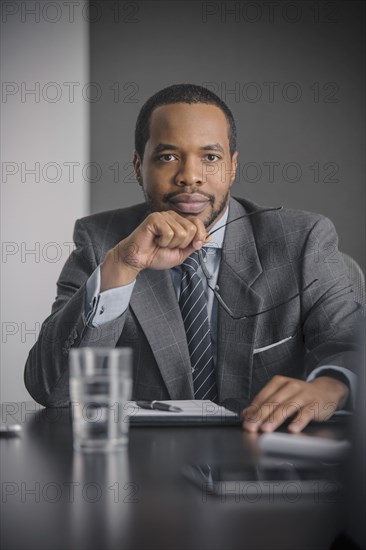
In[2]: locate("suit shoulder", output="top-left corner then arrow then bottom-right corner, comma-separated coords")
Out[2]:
232,196 -> 334,235
76,203 -> 148,238
72,203 -> 148,249
278,206 -> 330,227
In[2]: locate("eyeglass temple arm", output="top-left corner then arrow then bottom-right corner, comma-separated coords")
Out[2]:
211,278 -> 319,320
210,285 -> 234,317
207,206 -> 283,238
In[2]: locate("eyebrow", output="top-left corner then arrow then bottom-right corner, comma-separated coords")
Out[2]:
201,143 -> 225,154
152,142 -> 225,155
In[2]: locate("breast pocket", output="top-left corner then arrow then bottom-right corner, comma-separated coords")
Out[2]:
253,335 -> 294,356
252,332 -> 303,383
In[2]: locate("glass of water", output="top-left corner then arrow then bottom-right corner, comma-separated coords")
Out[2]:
69,347 -> 133,452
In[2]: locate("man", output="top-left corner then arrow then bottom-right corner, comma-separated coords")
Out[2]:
25,84 -> 360,432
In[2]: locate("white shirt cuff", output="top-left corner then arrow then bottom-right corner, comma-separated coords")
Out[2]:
306,365 -> 356,412
85,265 -> 136,327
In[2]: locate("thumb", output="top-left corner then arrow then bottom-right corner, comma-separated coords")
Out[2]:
179,241 -> 203,262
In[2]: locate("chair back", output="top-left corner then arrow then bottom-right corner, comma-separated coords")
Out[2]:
340,252 -> 365,310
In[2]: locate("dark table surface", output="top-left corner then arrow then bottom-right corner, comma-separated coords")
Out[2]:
1,402 -> 352,550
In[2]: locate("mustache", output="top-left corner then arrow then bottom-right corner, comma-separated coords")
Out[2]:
162,190 -> 215,204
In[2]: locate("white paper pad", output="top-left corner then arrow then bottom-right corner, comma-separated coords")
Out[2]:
126,400 -> 240,426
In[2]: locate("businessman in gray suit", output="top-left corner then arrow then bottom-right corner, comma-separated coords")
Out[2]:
25,84 -> 360,432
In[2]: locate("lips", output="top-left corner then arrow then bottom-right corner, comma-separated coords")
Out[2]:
169,193 -> 209,214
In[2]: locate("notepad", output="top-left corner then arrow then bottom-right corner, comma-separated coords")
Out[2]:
126,400 -> 241,426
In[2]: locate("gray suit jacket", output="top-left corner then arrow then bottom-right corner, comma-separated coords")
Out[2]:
24,197 -> 360,407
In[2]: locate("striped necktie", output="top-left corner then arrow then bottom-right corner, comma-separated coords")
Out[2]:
179,251 -> 218,402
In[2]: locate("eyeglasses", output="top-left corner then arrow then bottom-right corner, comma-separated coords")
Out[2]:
197,206 -> 318,320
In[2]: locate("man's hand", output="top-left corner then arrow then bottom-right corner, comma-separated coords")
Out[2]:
242,375 -> 349,433
101,211 -> 208,291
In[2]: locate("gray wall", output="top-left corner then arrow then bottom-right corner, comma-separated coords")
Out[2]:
90,0 -> 365,271
1,2 -> 89,402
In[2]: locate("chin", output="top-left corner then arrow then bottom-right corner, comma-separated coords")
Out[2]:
204,207 -> 224,229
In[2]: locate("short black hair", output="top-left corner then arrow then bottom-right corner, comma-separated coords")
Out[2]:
134,83 -> 237,161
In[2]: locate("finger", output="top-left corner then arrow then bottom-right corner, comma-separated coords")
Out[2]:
243,394 -> 303,432
151,217 -> 177,248
157,218 -> 192,249
243,381 -> 305,432
178,243 -> 201,262
163,212 -> 203,249
287,409 -> 313,433
248,375 -> 293,410
259,396 -> 305,432
242,376 -> 290,421
182,215 -> 208,247
287,400 -> 337,433
164,211 -> 208,248
154,212 -> 204,250
149,213 -> 193,249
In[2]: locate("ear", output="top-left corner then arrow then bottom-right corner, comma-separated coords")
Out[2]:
133,151 -> 143,185
229,151 -> 238,186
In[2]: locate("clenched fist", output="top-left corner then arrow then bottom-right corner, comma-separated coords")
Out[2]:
100,211 -> 209,291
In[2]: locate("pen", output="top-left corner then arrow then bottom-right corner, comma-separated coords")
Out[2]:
136,400 -> 182,412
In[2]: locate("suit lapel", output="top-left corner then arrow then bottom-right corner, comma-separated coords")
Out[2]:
216,198 -> 263,404
130,268 -> 194,399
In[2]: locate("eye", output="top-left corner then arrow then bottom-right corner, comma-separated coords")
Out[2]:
204,154 -> 220,162
158,154 -> 176,162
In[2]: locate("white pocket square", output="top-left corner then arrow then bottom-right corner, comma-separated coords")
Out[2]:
253,336 -> 293,355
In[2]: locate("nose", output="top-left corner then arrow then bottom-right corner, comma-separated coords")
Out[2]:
174,156 -> 202,187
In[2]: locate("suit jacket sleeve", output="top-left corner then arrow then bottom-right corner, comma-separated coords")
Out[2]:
300,215 -> 361,377
24,219 -> 128,407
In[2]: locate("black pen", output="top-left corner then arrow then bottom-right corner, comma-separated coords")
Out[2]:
136,400 -> 182,412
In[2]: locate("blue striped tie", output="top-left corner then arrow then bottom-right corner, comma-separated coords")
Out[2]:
179,251 -> 218,402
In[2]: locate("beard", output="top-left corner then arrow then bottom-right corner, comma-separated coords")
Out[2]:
142,187 -> 230,229
203,190 -> 230,228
